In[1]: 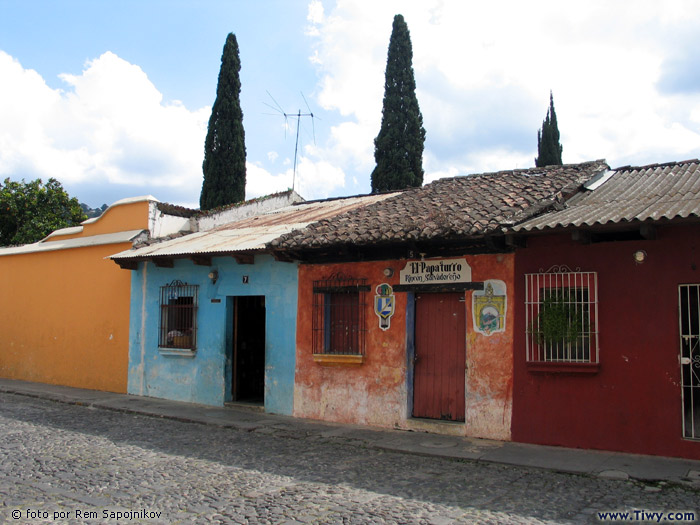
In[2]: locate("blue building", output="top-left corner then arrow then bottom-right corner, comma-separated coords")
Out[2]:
111,192 -> 396,414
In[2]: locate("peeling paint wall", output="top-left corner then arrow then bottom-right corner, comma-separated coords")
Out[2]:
127,254 -> 298,414
197,192 -> 303,232
294,254 -> 515,440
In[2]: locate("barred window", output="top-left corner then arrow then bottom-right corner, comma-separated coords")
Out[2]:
312,274 -> 369,355
159,280 -> 198,350
526,268 -> 598,364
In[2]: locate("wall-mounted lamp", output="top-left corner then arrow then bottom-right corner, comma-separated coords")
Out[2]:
383,267 -> 394,278
633,250 -> 647,264
208,270 -> 219,284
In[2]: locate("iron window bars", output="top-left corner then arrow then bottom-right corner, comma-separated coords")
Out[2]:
525,267 -> 598,364
679,284 -> 700,440
159,280 -> 198,350
312,274 -> 369,355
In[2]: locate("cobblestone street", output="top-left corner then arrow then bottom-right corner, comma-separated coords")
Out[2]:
0,393 -> 697,524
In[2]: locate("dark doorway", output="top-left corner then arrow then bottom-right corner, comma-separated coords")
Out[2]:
232,296 -> 266,404
413,292 -> 466,421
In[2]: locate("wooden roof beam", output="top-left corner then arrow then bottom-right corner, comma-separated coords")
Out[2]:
232,253 -> 254,265
571,230 -> 591,245
191,255 -> 212,266
640,224 -> 657,240
153,257 -> 174,268
115,259 -> 138,270
271,251 -> 295,263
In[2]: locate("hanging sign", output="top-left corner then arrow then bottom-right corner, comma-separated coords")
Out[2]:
399,258 -> 472,285
374,283 -> 395,331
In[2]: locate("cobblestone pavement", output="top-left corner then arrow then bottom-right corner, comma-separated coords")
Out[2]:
0,393 -> 698,525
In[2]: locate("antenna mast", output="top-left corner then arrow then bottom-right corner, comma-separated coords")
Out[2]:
264,91 -> 317,192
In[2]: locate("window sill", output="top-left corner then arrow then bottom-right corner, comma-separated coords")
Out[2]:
313,354 -> 365,366
526,362 -> 599,374
159,347 -> 196,358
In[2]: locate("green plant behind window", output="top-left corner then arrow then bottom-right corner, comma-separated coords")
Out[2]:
533,288 -> 589,346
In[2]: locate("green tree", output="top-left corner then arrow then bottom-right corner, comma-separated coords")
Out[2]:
0,177 -> 87,246
371,14 -> 426,193
535,91 -> 563,167
200,33 -> 246,211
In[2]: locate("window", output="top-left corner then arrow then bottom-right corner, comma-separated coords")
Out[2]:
526,268 -> 598,364
159,280 -> 198,350
312,274 -> 369,357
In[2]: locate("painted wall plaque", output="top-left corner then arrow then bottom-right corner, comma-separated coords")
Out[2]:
472,280 -> 507,335
374,283 -> 395,331
399,258 -> 472,285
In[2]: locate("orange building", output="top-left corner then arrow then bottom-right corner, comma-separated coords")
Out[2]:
269,161 -> 608,439
0,196 -> 193,393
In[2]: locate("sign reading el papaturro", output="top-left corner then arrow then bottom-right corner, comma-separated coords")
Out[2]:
399,258 -> 472,285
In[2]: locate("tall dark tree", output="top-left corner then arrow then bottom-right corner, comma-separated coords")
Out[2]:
370,14 -> 426,193
0,177 -> 87,246
535,91 -> 563,167
200,33 -> 246,211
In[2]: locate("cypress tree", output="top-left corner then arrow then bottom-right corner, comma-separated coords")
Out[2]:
370,14 -> 426,193
535,91 -> 563,167
200,33 -> 246,211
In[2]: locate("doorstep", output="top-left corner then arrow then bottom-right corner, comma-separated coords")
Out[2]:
403,417 -> 465,437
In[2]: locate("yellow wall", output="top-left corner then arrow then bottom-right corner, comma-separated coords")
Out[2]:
0,199 -> 151,393
43,199 -> 151,242
81,200 -> 150,237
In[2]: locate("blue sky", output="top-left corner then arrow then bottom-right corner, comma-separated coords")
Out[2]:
1,1 -> 699,208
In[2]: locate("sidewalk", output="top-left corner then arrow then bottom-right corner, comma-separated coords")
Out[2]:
2,377 -> 699,489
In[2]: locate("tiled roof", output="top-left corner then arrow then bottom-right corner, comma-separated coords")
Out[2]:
513,159 -> 700,232
270,160 -> 609,250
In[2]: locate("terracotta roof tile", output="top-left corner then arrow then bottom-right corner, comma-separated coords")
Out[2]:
270,160 -> 608,250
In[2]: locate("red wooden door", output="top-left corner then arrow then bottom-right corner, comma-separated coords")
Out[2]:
413,292 -> 466,421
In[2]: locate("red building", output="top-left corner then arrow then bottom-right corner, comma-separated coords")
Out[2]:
511,160 -> 700,459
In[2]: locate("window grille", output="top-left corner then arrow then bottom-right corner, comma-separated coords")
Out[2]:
679,284 -> 700,440
312,274 -> 369,355
525,267 -> 598,364
159,280 -> 198,350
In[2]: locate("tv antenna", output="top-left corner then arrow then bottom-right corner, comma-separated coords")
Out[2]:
264,91 -> 318,192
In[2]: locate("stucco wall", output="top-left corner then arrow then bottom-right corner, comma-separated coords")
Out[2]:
127,254 -> 298,414
512,224 -> 700,459
294,254 -> 514,440
0,198 -> 153,393
0,242 -> 132,392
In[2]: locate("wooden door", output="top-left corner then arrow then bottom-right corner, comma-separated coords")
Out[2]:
413,292 -> 466,421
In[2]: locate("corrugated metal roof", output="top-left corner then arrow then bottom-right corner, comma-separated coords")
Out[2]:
110,193 -> 398,260
110,224 -> 299,259
514,160 -> 700,232
0,230 -> 145,256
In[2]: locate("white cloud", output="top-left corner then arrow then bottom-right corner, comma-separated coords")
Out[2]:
245,162 -> 293,200
305,0 -> 325,35
295,156 -> 346,199
305,0 -> 700,185
245,155 -> 345,202
0,50 -> 208,204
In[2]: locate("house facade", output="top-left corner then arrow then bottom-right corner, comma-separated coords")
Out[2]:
510,160 -> 700,459
0,196 -> 192,393
270,161 -> 609,439
111,192 -> 397,414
